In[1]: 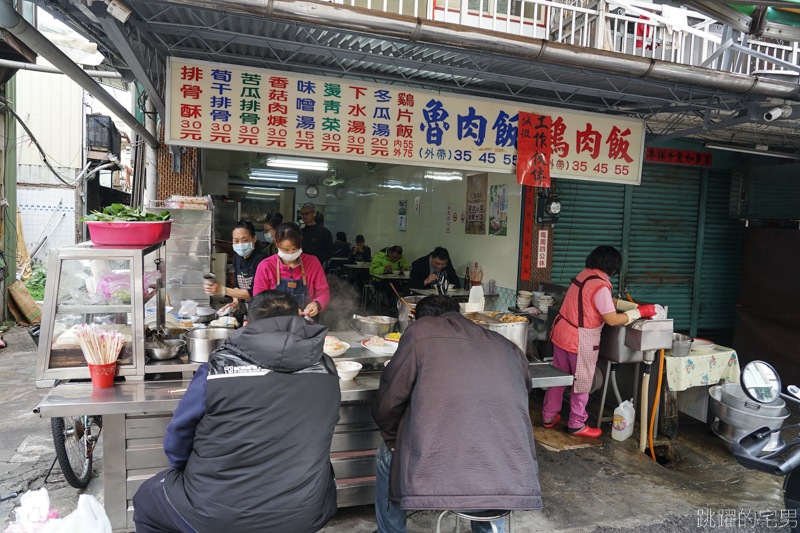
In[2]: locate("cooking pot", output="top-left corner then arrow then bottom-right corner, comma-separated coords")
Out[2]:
671,333 -> 692,357
352,315 -> 397,337
185,327 -> 234,362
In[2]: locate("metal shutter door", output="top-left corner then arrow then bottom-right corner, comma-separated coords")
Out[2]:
551,180 -> 626,286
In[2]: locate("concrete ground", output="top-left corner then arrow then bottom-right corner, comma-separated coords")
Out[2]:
0,327 -> 794,532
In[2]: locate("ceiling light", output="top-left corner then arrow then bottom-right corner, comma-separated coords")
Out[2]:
424,170 -> 463,181
267,157 -> 328,171
244,187 -> 282,196
703,143 -> 800,160
249,168 -> 298,182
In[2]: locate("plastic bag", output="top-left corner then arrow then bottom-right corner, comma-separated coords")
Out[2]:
179,300 -> 198,316
95,270 -> 131,300
142,270 -> 162,291
49,495 -> 111,533
3,488 -> 58,533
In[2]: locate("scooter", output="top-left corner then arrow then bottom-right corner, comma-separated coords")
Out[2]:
731,361 -> 800,533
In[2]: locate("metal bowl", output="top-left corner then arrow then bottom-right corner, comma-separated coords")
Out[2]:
145,339 -> 186,360
719,382 -> 786,416
194,307 -> 217,324
709,385 -> 790,431
352,316 -> 397,337
671,333 -> 692,357
185,327 -> 235,363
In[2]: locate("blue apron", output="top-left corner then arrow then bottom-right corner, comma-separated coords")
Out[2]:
275,258 -> 309,307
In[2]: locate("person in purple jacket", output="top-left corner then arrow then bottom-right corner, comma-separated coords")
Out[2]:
371,295 -> 542,533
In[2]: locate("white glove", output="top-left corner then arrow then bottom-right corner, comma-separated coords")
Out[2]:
624,309 -> 642,325
616,299 -> 638,312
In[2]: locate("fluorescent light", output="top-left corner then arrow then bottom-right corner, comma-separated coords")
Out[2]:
250,176 -> 298,182
244,187 -> 282,196
249,168 -> 298,182
703,143 -> 800,160
424,170 -> 462,181
267,157 -> 328,171
377,180 -> 423,191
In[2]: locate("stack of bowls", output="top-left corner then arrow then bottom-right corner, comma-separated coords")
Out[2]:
531,291 -> 545,307
538,295 -> 554,313
516,291 -> 532,309
709,384 -> 788,455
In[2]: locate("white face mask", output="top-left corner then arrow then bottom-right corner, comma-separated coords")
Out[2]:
265,233 -> 274,244
278,249 -> 302,262
233,242 -> 254,257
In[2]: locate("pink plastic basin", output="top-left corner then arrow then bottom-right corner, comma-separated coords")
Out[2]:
86,221 -> 172,246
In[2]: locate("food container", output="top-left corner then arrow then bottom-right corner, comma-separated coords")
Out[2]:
185,327 -> 235,362
719,382 -> 786,416
336,361 -> 362,381
709,385 -> 789,431
145,339 -> 186,360
193,307 -> 216,324
86,221 -> 172,246
671,333 -> 693,357
462,312 -> 528,353
352,315 -> 397,337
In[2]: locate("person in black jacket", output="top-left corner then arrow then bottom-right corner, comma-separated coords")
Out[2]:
132,290 -> 341,533
300,202 -> 335,263
408,247 -> 461,291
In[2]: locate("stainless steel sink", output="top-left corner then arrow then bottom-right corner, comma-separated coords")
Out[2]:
599,319 -> 674,363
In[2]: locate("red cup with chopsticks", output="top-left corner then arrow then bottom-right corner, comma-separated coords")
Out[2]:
88,362 -> 117,388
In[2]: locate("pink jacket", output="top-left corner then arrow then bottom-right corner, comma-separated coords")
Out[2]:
252,254 -> 331,310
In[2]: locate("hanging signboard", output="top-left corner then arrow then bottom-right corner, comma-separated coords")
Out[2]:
537,229 -> 549,269
520,190 -> 536,280
517,113 -> 552,187
166,58 -> 646,184
465,173 -> 488,235
645,147 -> 713,167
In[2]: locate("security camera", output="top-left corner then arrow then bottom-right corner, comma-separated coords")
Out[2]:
764,105 -> 792,122
106,0 -> 133,23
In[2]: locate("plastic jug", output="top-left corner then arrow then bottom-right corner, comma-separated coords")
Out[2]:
612,400 -> 635,441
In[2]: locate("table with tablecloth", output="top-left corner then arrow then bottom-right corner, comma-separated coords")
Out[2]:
664,345 -> 740,392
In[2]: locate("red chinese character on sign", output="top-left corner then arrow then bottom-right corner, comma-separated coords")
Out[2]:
350,86 -> 367,99
606,126 -> 634,163
576,123 -> 602,159
268,89 -> 288,101
180,65 -> 203,81
348,120 -> 366,134
267,115 -> 288,127
397,109 -> 413,123
552,117 -> 569,158
180,104 -> 202,118
268,103 -> 287,114
397,124 -> 413,138
348,104 -> 366,117
397,93 -> 414,107
268,76 -> 289,88
180,85 -> 202,100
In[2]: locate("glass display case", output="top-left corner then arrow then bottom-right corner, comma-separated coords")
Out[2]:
35,242 -> 168,387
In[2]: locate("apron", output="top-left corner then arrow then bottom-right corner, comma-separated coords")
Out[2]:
275,259 -> 309,307
553,275 -> 605,394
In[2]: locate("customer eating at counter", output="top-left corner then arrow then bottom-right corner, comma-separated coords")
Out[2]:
132,290 -> 341,533
371,295 -> 542,533
408,246 -> 461,291
203,220 -> 268,314
348,234 -> 372,264
252,222 -> 330,318
370,245 -> 410,312
542,245 -> 657,438
299,202 -> 335,263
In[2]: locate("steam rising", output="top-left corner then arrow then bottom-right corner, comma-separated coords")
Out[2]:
318,275 -> 361,332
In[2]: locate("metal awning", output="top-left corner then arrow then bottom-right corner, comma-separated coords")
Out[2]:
29,0 -> 800,152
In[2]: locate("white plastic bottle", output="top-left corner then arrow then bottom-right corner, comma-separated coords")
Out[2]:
612,400 -> 635,441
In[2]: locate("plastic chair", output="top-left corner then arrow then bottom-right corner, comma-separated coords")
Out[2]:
435,510 -> 513,533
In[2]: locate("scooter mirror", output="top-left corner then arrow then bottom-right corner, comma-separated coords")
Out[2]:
741,361 -> 782,403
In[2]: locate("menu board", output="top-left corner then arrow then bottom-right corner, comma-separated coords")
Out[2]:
466,173 -> 488,235
166,58 -> 645,184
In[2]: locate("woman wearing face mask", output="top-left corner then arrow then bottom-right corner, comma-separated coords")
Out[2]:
262,217 -> 281,257
252,222 -> 330,318
204,220 -> 268,314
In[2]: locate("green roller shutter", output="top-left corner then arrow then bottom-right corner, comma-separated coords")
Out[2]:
551,180 -> 626,287
626,165 -> 702,330
697,170 -> 744,334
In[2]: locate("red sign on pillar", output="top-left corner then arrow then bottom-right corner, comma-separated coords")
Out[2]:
520,189 -> 536,280
517,112 -> 552,188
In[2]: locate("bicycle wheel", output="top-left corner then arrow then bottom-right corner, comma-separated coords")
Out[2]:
51,416 -> 92,488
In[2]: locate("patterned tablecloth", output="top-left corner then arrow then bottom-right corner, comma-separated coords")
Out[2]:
664,345 -> 740,392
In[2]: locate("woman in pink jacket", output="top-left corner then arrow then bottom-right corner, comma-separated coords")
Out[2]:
252,223 -> 330,318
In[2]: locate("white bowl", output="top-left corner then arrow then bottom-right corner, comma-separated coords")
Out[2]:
519,291 -> 533,297
538,304 -> 551,313
324,341 -> 350,357
392,270 -> 400,275
532,291 -> 545,297
538,296 -> 554,303
357,262 -> 367,267
336,361 -> 362,380
692,339 -> 715,352
517,298 -> 531,304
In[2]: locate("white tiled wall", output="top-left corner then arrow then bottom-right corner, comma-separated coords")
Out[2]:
18,164 -> 78,187
18,186 -> 77,267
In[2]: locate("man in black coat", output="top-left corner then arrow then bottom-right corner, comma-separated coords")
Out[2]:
132,291 -> 341,533
300,202 -> 335,263
408,247 -> 461,291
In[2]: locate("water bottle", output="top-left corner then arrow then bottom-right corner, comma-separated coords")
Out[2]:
612,400 -> 635,442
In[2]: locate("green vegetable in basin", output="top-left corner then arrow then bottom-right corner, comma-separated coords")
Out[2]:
81,204 -> 170,222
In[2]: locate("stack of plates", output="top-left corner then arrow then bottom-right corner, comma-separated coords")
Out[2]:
516,290 -> 532,309
144,310 -> 180,329
538,295 -> 554,313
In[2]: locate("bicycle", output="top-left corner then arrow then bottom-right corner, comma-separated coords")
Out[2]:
49,415 -> 103,489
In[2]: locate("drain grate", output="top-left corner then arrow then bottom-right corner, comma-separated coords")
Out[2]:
646,443 -> 680,468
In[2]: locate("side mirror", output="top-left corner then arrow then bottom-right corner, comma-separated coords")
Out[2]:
741,361 -> 781,404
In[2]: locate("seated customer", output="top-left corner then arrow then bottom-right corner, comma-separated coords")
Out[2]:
370,245 -> 410,312
330,232 -> 351,272
372,295 -> 542,533
408,247 -> 461,291
132,290 -> 341,533
348,235 -> 372,264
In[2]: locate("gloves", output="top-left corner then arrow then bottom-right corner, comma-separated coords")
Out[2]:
615,299 -> 638,312
638,304 -> 657,319
623,309 -> 641,324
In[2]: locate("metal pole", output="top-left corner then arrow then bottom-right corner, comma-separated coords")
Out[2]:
144,98 -> 159,205
0,58 -> 123,78
689,170 -> 709,338
0,0 -> 159,147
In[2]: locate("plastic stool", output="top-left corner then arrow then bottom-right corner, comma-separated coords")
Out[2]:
361,283 -> 376,311
435,510 -> 513,533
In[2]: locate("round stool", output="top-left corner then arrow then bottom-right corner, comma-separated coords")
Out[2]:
435,510 -> 513,533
